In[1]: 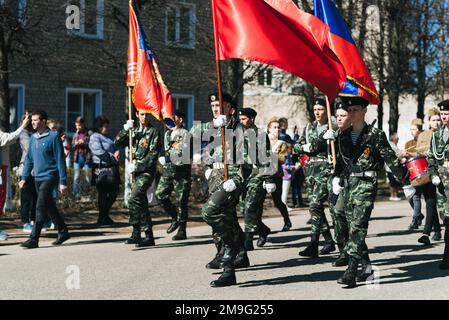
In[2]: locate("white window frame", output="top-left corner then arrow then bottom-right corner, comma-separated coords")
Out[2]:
65,87 -> 102,136
172,94 -> 194,129
165,2 -> 196,49
9,84 -> 25,130
68,0 -> 104,40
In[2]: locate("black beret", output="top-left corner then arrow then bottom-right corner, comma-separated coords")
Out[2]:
334,97 -> 348,112
239,108 -> 257,119
438,100 -> 449,111
314,98 -> 326,107
209,92 -> 233,105
336,96 -> 369,108
174,110 -> 186,119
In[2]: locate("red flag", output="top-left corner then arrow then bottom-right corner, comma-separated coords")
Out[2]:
212,0 -> 346,99
127,2 -> 175,128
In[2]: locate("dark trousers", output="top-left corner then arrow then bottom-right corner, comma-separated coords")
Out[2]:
97,183 -> 119,219
409,183 -> 441,234
291,169 -> 305,206
30,179 -> 67,242
270,176 -> 290,223
20,176 -> 37,224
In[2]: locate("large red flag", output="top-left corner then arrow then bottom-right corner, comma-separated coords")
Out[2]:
127,2 -> 174,128
212,0 -> 346,99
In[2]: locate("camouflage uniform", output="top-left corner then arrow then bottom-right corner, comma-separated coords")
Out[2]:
334,124 -> 408,261
155,127 -> 191,223
115,125 -> 160,232
294,122 -> 333,236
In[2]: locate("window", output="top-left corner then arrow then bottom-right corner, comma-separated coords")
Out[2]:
9,84 -> 25,130
172,95 -> 194,129
0,0 -> 27,23
165,3 -> 196,48
68,0 -> 104,40
65,88 -> 102,135
257,68 -> 273,86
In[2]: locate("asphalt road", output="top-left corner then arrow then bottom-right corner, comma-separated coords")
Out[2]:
1,199 -> 448,300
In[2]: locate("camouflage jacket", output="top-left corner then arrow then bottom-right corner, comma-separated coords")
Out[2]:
115,125 -> 160,175
161,126 -> 191,166
334,123 -> 408,182
427,126 -> 449,177
294,121 -> 333,158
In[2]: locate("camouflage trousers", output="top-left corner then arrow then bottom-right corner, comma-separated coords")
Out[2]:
345,176 -> 377,260
128,172 -> 156,232
305,168 -> 331,236
155,164 -> 191,222
436,167 -> 449,221
328,178 -> 350,246
202,172 -> 243,246
242,175 -> 267,233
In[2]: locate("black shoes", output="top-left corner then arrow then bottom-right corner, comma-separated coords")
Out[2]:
432,231 -> 442,241
418,234 -> 431,245
21,239 -> 39,249
210,268 -> 237,287
172,222 -> 187,241
125,228 -> 141,245
233,250 -> 250,269
281,221 -> 292,232
52,232 -> 71,245
206,254 -> 223,269
333,251 -> 349,267
97,216 -> 115,226
356,264 -> 374,282
166,220 -> 179,234
257,224 -> 270,247
136,229 -> 155,247
337,257 -> 358,288
299,241 -> 319,258
408,219 -> 419,230
418,214 -> 425,226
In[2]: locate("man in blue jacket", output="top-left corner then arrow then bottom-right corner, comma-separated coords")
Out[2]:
19,110 -> 70,248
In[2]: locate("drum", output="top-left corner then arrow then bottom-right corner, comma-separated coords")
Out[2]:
405,156 -> 430,186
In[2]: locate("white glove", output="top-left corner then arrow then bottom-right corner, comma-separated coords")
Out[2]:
205,168 -> 212,180
128,162 -> 136,174
123,119 -> 134,131
158,156 -> 166,166
432,176 -> 441,186
263,181 -> 277,194
223,179 -> 237,192
323,129 -> 336,141
302,143 -> 311,153
192,153 -> 202,164
213,115 -> 227,128
403,185 -> 416,201
332,177 -> 344,195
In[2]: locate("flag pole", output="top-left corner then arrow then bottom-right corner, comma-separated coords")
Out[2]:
128,86 -> 133,166
326,96 -> 336,167
211,0 -> 229,181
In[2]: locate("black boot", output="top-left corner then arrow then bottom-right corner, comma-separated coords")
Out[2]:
418,234 -> 431,245
211,244 -> 237,287
125,226 -> 141,245
257,223 -> 271,247
166,219 -> 179,234
439,219 -> 449,270
408,218 -> 419,230
333,243 -> 349,267
234,247 -> 250,269
21,238 -> 39,249
299,233 -> 319,258
282,218 -> 292,232
432,231 -> 442,241
52,230 -> 71,246
337,256 -> 359,288
206,237 -> 224,269
136,229 -> 155,247
244,232 -> 254,251
356,253 -> 374,282
172,222 -> 187,241
320,230 -> 336,255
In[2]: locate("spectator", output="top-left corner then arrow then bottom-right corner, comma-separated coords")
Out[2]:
291,153 -> 306,208
89,116 -> 120,225
0,112 -> 31,240
278,117 -> 294,145
19,110 -> 70,249
16,112 -> 37,233
281,148 -> 295,210
72,117 -> 92,200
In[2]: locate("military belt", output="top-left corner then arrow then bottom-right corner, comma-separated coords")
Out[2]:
349,171 -> 377,177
